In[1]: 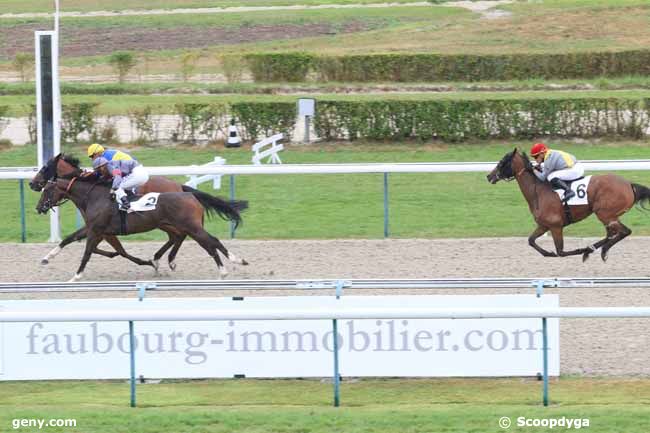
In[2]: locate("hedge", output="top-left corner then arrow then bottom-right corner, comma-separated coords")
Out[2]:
244,53 -> 313,82
22,102 -> 296,144
230,102 -> 296,140
245,50 -> 650,83
11,99 -> 650,145
313,98 -> 650,142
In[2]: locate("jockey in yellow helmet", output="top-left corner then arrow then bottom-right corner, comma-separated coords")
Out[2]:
87,143 -> 134,162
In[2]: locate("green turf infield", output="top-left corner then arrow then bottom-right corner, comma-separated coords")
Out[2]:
2,140 -> 650,242
0,377 -> 649,432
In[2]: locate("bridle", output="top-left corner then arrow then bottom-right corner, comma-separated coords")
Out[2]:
40,176 -> 98,212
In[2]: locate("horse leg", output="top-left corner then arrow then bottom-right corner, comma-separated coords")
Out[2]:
528,225 -> 557,257
207,234 -> 248,265
581,237 -> 610,262
41,226 -> 88,265
103,235 -> 156,269
599,220 -> 632,262
549,227 -> 592,257
152,237 -> 175,271
69,232 -> 103,282
187,229 -> 228,278
167,235 -> 187,271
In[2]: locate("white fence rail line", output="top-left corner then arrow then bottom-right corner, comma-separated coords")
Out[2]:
4,160 -> 650,180
6,277 -> 650,293
2,306 -> 650,322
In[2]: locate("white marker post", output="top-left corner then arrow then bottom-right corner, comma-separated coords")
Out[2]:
298,98 -> 315,143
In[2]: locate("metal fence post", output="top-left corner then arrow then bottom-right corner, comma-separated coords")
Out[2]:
383,173 -> 389,238
542,317 -> 549,407
534,280 -> 550,407
332,279 -> 344,407
230,175 -> 235,239
19,179 -> 26,243
129,320 -> 136,408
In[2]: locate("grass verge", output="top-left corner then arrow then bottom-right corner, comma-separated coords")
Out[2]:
0,377 -> 649,433
2,140 -> 650,242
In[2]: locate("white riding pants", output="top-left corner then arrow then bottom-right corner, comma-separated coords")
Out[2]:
547,163 -> 584,182
115,165 -> 149,202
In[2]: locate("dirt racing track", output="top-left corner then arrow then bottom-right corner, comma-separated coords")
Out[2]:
2,236 -> 650,376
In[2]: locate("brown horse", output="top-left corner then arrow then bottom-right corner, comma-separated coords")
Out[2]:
30,153 -> 193,270
486,148 -> 650,261
37,176 -> 248,281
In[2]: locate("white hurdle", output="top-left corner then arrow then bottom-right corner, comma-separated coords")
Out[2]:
251,133 -> 284,165
184,156 -> 226,190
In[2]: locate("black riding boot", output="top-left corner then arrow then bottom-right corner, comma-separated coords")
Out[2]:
550,178 -> 575,203
120,196 -> 131,210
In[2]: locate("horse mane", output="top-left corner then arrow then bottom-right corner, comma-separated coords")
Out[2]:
60,154 -> 81,170
519,150 -> 534,172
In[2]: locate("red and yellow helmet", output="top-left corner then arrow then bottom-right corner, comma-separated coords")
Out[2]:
530,142 -> 548,157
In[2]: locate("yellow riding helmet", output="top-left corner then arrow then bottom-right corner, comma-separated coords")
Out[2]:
87,143 -> 105,157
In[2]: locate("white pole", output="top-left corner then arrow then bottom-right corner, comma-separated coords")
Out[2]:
49,0 -> 62,242
2,306 -> 650,322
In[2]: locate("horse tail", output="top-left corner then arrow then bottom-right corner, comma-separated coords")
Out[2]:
632,183 -> 650,210
181,185 -> 248,228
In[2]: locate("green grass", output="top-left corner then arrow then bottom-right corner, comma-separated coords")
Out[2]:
6,76 -> 650,97
4,141 -> 650,243
3,89 -> 650,116
1,5 -> 467,29
1,0 -> 429,14
4,0 -> 650,83
0,377 -> 649,432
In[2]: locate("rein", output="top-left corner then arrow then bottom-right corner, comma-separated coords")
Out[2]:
47,176 -> 99,210
65,177 -> 77,194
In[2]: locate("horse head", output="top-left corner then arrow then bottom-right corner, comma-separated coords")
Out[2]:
487,148 -> 518,184
36,178 -> 73,214
30,153 -> 83,192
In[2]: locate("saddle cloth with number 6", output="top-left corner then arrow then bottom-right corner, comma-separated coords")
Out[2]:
127,193 -> 161,213
553,176 -> 591,206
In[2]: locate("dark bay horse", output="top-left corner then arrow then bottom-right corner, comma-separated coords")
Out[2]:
487,148 -> 650,261
30,153 -> 193,270
37,176 -> 248,281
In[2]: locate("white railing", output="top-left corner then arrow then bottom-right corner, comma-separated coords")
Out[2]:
2,306 -> 650,322
5,159 -> 650,241
2,303 -> 649,408
3,160 -> 650,179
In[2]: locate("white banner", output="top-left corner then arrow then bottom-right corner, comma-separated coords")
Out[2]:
0,295 -> 559,380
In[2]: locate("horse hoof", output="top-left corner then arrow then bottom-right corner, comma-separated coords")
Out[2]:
582,253 -> 590,263
601,252 -> 608,262
41,258 -> 49,265
169,261 -> 176,271
151,259 -> 159,272
242,259 -> 249,266
68,273 -> 83,283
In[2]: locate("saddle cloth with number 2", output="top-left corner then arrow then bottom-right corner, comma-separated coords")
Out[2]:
127,193 -> 161,213
554,176 -> 591,206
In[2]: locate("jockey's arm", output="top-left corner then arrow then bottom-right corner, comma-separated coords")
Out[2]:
111,169 -> 123,190
534,164 -> 549,181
